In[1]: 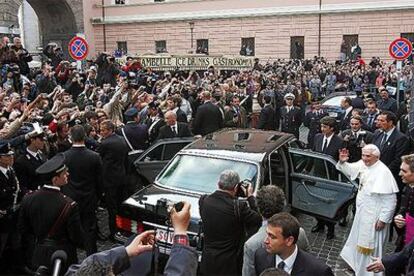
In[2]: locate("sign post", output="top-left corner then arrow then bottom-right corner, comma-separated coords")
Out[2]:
389,37 -> 412,110
68,36 -> 89,61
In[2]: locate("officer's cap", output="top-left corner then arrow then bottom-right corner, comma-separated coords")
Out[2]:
124,107 -> 139,117
36,153 -> 66,177
0,143 -> 14,156
284,93 -> 295,100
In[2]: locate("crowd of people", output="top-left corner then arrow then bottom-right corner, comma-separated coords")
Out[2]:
2,33 -> 414,275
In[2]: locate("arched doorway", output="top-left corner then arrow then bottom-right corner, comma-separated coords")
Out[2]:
9,0 -> 83,57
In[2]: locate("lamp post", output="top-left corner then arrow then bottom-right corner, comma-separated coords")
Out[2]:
189,22 -> 194,52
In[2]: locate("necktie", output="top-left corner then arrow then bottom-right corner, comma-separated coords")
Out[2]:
6,169 -> 12,180
322,138 -> 328,152
35,153 -> 42,162
171,126 -> 177,136
381,133 -> 388,147
277,261 -> 286,270
368,115 -> 374,127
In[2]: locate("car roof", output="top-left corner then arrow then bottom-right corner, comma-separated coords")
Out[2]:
184,128 -> 295,161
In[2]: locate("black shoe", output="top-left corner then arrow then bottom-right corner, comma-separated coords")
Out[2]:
339,218 -> 348,227
311,224 -> 325,233
326,230 -> 335,240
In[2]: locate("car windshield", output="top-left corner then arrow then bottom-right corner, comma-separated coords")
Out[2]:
323,95 -> 356,106
157,154 -> 258,193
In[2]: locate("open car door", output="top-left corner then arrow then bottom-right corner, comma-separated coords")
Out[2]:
288,148 -> 358,221
134,139 -> 193,184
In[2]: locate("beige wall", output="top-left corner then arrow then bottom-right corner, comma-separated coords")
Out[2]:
84,0 -> 414,61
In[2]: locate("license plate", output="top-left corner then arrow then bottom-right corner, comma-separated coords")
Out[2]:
156,228 -> 174,245
328,112 -> 337,117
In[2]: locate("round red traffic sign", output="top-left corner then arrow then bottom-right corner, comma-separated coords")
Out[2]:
389,38 -> 413,60
68,36 -> 89,61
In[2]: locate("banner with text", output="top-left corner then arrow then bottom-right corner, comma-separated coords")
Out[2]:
138,55 -> 254,70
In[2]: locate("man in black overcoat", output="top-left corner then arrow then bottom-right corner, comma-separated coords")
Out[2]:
62,125 -> 103,256
199,170 -> 261,276
258,95 -> 278,131
98,120 -> 129,240
192,91 -> 223,136
280,93 -> 302,138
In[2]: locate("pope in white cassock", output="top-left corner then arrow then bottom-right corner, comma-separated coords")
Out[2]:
336,144 -> 399,276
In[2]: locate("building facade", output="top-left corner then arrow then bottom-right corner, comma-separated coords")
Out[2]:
84,0 -> 414,61
0,0 -> 21,37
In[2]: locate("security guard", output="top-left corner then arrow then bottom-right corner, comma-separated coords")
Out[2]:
0,143 -> 22,272
14,127 -> 47,192
18,153 -> 84,272
280,93 -> 302,138
304,97 -> 328,148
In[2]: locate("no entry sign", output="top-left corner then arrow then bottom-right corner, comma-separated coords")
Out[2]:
68,36 -> 89,61
389,37 -> 412,61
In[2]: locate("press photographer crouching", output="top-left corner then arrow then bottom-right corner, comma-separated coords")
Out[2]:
65,201 -> 198,275
199,169 -> 262,276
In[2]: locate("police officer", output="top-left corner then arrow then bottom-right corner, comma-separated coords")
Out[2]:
0,143 -> 23,272
118,107 -> 148,151
14,126 -> 47,192
280,93 -> 302,138
18,153 -> 84,272
304,98 -> 327,149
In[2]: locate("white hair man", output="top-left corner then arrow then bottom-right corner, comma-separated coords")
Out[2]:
336,144 -> 399,276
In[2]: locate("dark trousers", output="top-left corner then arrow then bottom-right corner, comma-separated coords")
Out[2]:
104,186 -> 124,237
316,218 -> 335,233
79,199 -> 98,256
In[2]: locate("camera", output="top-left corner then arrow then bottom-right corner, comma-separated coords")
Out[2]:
146,199 -> 184,224
236,179 -> 252,197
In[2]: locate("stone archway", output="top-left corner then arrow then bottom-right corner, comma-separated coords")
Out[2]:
26,0 -> 83,51
4,0 -> 83,55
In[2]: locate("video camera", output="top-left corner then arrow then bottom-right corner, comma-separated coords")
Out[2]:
236,179 -> 252,197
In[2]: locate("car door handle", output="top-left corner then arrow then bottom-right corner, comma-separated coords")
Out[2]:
300,180 -> 335,204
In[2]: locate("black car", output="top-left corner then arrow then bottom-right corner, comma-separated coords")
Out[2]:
116,129 -> 358,257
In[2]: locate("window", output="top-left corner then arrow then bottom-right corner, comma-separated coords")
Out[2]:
115,0 -> 126,4
240,37 -> 255,56
155,40 -> 167,53
291,153 -> 327,179
116,41 -> 127,56
342,34 -> 359,60
196,39 -> 209,55
144,145 -> 163,161
163,143 -> 190,160
154,0 -> 165,2
290,36 -> 304,59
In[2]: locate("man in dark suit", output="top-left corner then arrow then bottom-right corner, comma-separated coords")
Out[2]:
144,101 -> 165,144
377,87 -> 397,114
339,96 -> 353,131
312,116 -> 344,239
280,93 -> 302,138
254,212 -> 334,276
258,95 -> 278,131
224,95 -> 248,128
372,111 -> 410,191
118,107 -> 148,150
304,98 -> 327,149
192,91 -> 223,136
199,170 -> 261,276
362,100 -> 380,132
98,120 -> 129,240
14,130 -> 47,191
62,125 -> 103,256
157,111 -> 192,140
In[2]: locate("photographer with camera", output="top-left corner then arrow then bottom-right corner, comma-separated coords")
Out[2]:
199,169 -> 261,276
65,201 -> 197,276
